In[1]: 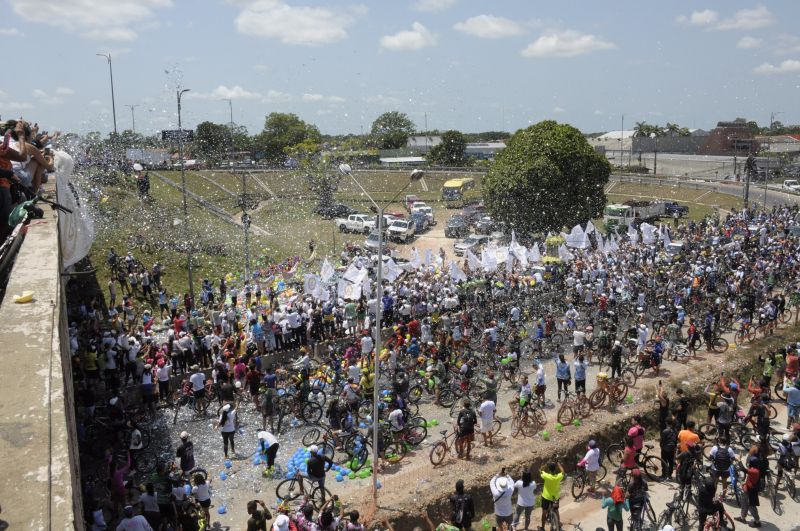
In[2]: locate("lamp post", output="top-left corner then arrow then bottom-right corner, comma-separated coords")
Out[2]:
764,111 -> 782,209
96,53 -> 118,134
337,163 -> 424,508
177,88 -> 195,307
649,132 -> 659,176
125,104 -> 139,133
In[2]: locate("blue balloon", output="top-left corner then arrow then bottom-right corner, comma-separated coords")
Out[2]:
377,480 -> 382,489
224,459 -> 233,469
219,472 -> 228,481
217,505 -> 227,514
287,472 -> 295,479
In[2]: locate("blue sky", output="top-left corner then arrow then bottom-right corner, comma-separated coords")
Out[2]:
2,0 -> 799,136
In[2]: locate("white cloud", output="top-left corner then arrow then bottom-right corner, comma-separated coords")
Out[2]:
754,59 -> 800,75
411,0 -> 455,13
553,106 -> 565,114
2,101 -> 34,111
9,0 -> 172,41
55,87 -> 75,96
521,29 -> 615,58
262,90 -> 293,103
365,94 -> 401,106
453,15 -> 524,39
736,36 -> 762,49
188,85 -> 261,100
676,9 -> 718,26
380,22 -> 436,51
233,0 -> 365,46
715,5 -> 774,31
593,109 -> 603,116
302,93 -> 345,103
253,64 -> 269,72
0,27 -> 24,37
0,90 -> 7,99
32,89 -> 64,105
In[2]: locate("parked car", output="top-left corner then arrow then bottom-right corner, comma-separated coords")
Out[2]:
445,215 -> 470,238
454,234 -> 489,256
411,204 -> 435,226
782,179 -> 800,192
363,230 -> 382,251
405,194 -> 421,211
489,230 -> 510,245
410,211 -> 430,233
335,213 -> 376,233
318,203 -> 356,220
387,219 -> 416,243
461,204 -> 486,224
663,202 -> 689,217
475,216 -> 496,235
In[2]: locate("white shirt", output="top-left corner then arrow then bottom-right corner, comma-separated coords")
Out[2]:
573,330 -> 586,346
535,367 -> 545,386
259,431 -> 278,447
583,448 -> 601,472
490,476 -> 515,516
219,408 -> 237,432
388,409 -> 405,431
189,372 -> 206,391
192,483 -> 210,501
156,364 -> 172,382
116,515 -> 153,531
139,492 -> 159,512
479,400 -> 495,423
361,335 -> 374,354
514,479 -> 536,507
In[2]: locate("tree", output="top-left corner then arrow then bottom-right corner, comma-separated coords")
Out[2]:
370,111 -> 415,149
256,112 -> 321,163
665,123 -> 680,136
427,130 -> 467,166
195,121 -> 231,162
482,120 -> 610,235
301,158 -> 340,213
633,121 -> 650,137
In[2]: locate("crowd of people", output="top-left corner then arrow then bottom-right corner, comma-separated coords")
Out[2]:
70,201 -> 800,531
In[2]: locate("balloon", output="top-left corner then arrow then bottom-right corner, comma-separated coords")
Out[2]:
217,505 -> 227,514
219,472 -> 228,481
224,459 -> 233,469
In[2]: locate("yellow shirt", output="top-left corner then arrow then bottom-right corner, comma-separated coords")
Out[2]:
540,471 -> 564,501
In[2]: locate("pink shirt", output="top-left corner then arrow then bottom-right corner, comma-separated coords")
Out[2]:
628,425 -> 644,451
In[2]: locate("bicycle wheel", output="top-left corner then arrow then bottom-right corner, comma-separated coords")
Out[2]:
571,473 -> 585,499
786,473 -> 797,501
779,309 -> 792,324
430,441 -> 448,466
406,423 -> 427,446
588,389 -> 606,409
656,509 -> 673,530
698,423 -> 718,439
548,506 -> 561,531
621,368 -> 637,388
438,389 -> 456,408
133,449 -> 156,474
384,441 -> 406,464
302,425 -> 324,447
275,477 -> 304,504
300,402 -> 323,424
610,382 -> 628,403
511,415 -> 527,439
606,444 -> 625,468
672,344 -> 690,361
643,455 -> 666,482
774,382 -> 787,402
550,333 -> 563,346
644,501 -> 657,528
491,418 -> 502,436
309,485 -> 333,510
531,408 -> 547,428
766,403 -> 778,420
557,405 -> 574,426
766,476 -> 780,514
734,330 -> 748,346
407,385 -> 423,404
575,396 -> 592,419
712,337 -> 729,353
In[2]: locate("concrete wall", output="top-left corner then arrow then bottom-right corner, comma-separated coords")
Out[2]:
0,205 -> 82,529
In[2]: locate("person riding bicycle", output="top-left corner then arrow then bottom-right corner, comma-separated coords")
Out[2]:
516,375 -> 533,413
775,433 -> 798,486
455,399 -> 477,460
697,477 -> 725,530
626,469 -> 648,524
539,461 -> 565,531
709,437 -> 736,497
577,439 -> 601,493
306,445 -> 333,503
743,393 -> 771,442
564,305 -> 579,331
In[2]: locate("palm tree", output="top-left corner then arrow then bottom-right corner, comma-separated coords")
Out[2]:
665,123 -> 680,137
633,121 -> 650,137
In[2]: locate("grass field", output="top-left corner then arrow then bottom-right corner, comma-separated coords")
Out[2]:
87,170 -> 740,296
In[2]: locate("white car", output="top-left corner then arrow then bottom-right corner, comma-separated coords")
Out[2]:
411,204 -> 435,226
782,179 -> 800,192
387,219 -> 416,243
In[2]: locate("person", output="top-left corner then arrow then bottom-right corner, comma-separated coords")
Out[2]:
775,433 -> 797,487
176,432 -> 195,476
627,416 -> 645,458
307,445 -> 334,503
626,469 -> 648,526
676,441 -> 699,501
138,483 -> 161,530
601,485 -> 629,531
610,340 -> 623,379
657,380 -> 670,432
539,461 -> 564,531
578,440 -> 601,493
455,399 -> 477,460
673,388 -> 689,429
512,469 -> 535,531
271,514 -> 291,531
677,420 -> 701,452
716,390 -> 735,441
735,455 -> 762,528
448,479 -> 475,530
218,403 -> 238,458
489,469 -> 514,530
246,500 -> 272,531
258,430 -> 280,470
189,365 -> 206,412
784,378 -> 800,429
478,394 -> 496,447
555,353 -> 571,401
621,436 -> 637,475
709,437 -> 735,497
534,362 -> 546,405
341,510 -> 365,531
697,477 -> 725,530
116,505 -> 153,531
191,473 -> 211,526
573,354 -> 588,395
660,417 -> 677,479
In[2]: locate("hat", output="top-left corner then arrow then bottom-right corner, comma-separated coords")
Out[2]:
157,359 -> 165,368
191,364 -> 200,371
309,444 -> 319,454
133,163 -> 144,171
222,404 -> 231,412
588,439 -> 597,449
123,505 -> 134,517
273,514 -> 290,531
497,477 -> 508,489
180,431 -> 190,440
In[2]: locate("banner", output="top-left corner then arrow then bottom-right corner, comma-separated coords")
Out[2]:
449,261 -> 467,282
55,151 -> 95,269
464,248 -> 481,271
381,258 -> 401,282
410,248 -> 421,269
303,274 -> 320,295
337,279 -> 361,301
481,247 -> 498,271
320,258 -> 335,282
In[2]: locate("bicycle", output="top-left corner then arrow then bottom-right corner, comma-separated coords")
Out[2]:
701,497 -> 736,530
557,389 -> 592,426
606,443 -> 666,482
544,498 -> 562,531
628,495 -> 657,531
509,400 -> 546,439
275,473 -> 333,511
429,429 -> 460,466
656,491 -> 693,530
587,375 -> 627,410
570,459 -> 607,499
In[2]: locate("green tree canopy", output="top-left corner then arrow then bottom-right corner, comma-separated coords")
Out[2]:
482,120 -> 610,235
195,121 -> 231,161
427,129 -> 467,166
256,112 -> 321,163
370,111 -> 415,149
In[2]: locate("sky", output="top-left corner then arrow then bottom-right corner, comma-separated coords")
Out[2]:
1,0 -> 800,137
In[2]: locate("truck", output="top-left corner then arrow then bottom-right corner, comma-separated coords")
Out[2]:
335,214 -> 376,234
411,203 -> 435,226
603,200 -> 666,231
387,219 -> 416,243
782,179 -> 800,192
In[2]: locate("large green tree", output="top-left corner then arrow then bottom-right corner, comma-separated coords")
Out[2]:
256,112 -> 321,163
370,111 -> 415,149
482,120 -> 610,234
427,129 -> 467,166
195,121 -> 231,161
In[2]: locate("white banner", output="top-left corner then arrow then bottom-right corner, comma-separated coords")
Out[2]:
320,258 -> 335,282
56,151 -> 95,269
303,274 -> 320,295
337,279 -> 361,301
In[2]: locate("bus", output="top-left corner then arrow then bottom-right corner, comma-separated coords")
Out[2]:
442,177 -> 478,208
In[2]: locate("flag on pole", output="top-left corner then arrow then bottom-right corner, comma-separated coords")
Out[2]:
382,258 -> 401,282
410,248 -> 421,269
465,248 -> 481,271
449,261 -> 467,282
303,274 -> 320,295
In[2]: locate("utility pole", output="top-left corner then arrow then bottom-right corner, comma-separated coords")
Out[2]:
96,53 -> 118,134
764,111 -> 782,209
177,88 -> 195,306
620,114 -> 624,168
224,97 -> 250,281
125,104 -> 139,133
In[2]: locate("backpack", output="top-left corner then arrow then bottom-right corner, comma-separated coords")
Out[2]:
453,495 -> 466,524
458,410 -> 476,432
713,446 -> 732,471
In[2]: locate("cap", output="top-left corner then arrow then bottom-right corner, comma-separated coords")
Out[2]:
497,477 -> 508,489
309,444 -> 319,454
222,404 -> 231,412
133,163 -> 144,171
588,439 -> 597,449
123,505 -> 134,517
180,431 -> 190,440
273,514 -> 290,531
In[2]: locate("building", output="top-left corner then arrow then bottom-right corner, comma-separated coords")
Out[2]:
697,119 -> 759,156
755,135 -> 800,154
631,129 -> 710,155
405,135 -> 442,153
465,141 -> 506,160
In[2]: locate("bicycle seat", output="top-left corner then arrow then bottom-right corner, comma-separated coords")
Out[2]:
644,443 -> 654,450
440,430 -> 448,436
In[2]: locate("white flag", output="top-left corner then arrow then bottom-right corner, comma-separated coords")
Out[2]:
343,263 -> 366,284
382,259 -> 401,282
481,248 -> 498,271
558,244 -> 574,261
320,258 -> 335,282
494,245 -> 509,265
449,261 -> 467,282
361,276 -> 372,299
640,222 -> 657,245
584,220 -> 596,235
661,226 -> 672,247
410,248 -> 422,269
337,279 -> 361,301
303,274 -> 320,295
315,285 -> 330,301
424,248 -> 433,267
528,243 -> 541,263
627,224 -> 639,244
566,224 -> 588,249
464,248 -> 481,271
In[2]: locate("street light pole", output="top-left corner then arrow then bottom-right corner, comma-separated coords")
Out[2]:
764,111 -> 782,210
177,88 -> 195,307
96,53 -> 118,134
125,104 -> 139,133
338,164 -> 424,509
